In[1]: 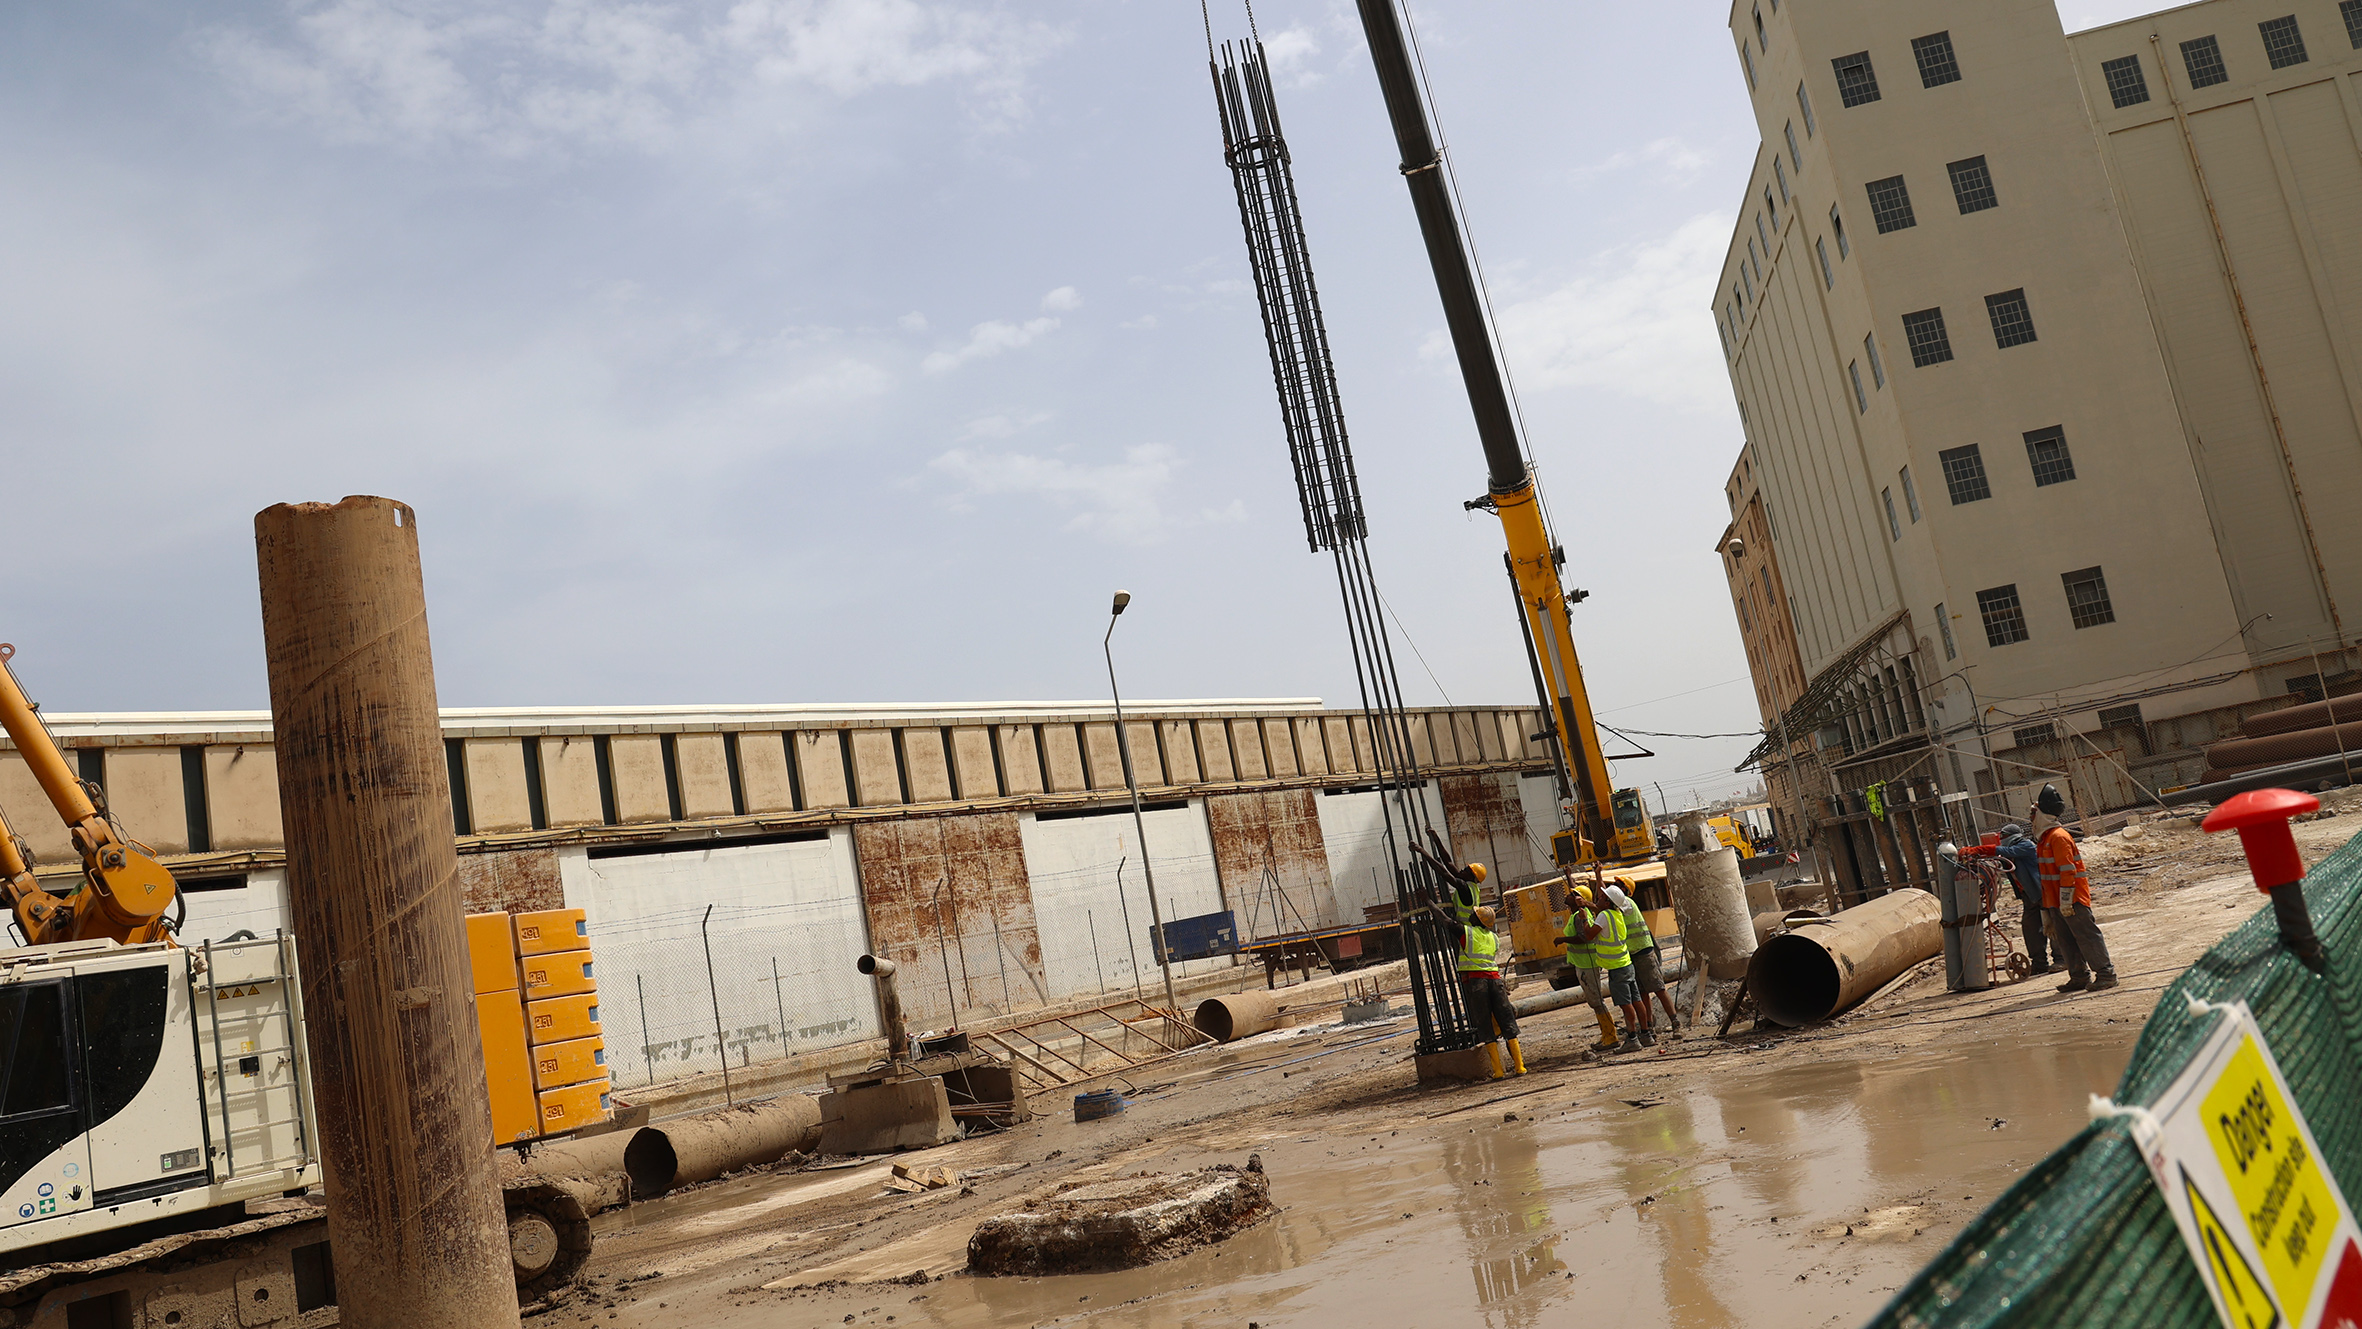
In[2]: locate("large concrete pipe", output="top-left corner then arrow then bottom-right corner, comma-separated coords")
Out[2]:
1668,812 -> 1755,980
256,497 -> 519,1329
1745,888 -> 1942,1027
622,1096 -> 826,1196
1194,990 -> 1285,1042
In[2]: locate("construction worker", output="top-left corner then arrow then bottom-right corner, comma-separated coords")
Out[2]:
2033,785 -> 2116,992
1579,893 -> 1651,1048
1455,904 -> 1525,1079
1995,823 -> 2053,974
1602,881 -> 1680,1034
1554,886 -> 1620,1052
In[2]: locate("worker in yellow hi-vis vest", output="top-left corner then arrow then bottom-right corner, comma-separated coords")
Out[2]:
1568,892 -> 1650,1050
1555,885 -> 1621,1052
1455,905 -> 1525,1080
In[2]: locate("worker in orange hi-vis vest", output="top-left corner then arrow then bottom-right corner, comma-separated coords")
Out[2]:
2032,784 -> 2117,993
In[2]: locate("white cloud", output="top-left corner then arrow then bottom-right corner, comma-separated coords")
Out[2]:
1452,213 -> 1730,410
957,410 -> 1051,440
1039,285 -> 1081,312
897,310 -> 929,332
921,315 -> 1058,373
926,443 -> 1179,543
1572,136 -> 1712,185
1119,314 -> 1158,330
1260,25 -> 1320,82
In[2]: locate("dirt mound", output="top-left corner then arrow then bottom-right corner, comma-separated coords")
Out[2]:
967,1164 -> 1275,1276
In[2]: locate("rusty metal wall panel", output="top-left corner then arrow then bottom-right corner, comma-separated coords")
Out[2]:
997,724 -> 1046,795
791,730 -> 851,809
1228,720 -> 1269,780
903,729 -> 954,804
1293,717 -> 1329,775
1197,721 -> 1236,782
674,732 -> 735,819
1081,721 -> 1124,789
849,729 -> 902,806
854,812 -> 1044,1027
607,734 -> 669,823
537,736 -> 603,827
1041,724 -> 1089,793
738,732 -> 796,813
1440,772 -> 1538,883
949,727 -> 998,799
1262,719 -> 1299,777
1160,720 -> 1201,784
1206,789 -> 1339,935
456,847 -> 564,914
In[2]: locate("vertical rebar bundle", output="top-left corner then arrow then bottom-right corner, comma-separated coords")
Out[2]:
1210,36 -> 1472,1055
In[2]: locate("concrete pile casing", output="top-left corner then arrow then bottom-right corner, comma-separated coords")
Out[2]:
1667,812 -> 1756,981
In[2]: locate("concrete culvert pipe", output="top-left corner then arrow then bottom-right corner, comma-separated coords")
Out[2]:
623,1095 -> 824,1196
1194,991 -> 1284,1043
1744,889 -> 1941,1028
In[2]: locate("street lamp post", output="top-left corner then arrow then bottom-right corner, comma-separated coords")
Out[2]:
1105,590 -> 1181,1017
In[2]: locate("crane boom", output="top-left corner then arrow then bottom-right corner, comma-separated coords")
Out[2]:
1350,0 -> 1643,864
0,643 -> 179,944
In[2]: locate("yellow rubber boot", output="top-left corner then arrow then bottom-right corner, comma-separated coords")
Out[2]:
1483,1044 -> 1504,1080
1592,1008 -> 1619,1051
1506,1038 -> 1528,1076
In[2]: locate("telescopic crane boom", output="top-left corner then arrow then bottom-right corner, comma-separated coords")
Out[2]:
1351,0 -> 1651,866
0,642 -> 179,945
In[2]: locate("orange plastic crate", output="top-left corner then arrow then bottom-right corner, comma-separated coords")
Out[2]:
531,1035 -> 608,1092
518,950 -> 596,999
512,908 -> 590,957
525,992 -> 601,1046
536,1079 -> 612,1135
464,912 -> 518,995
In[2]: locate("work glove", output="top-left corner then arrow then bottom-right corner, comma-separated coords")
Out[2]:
2059,896 -> 2077,917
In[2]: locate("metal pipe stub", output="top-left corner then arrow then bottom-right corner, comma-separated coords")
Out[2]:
1193,991 -> 1285,1043
859,953 -> 910,1062
1744,889 -> 1942,1027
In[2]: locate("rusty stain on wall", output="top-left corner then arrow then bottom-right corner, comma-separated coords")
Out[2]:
456,847 -> 564,914
1205,789 -> 1339,936
854,812 -> 1044,1028
1439,772 -> 1537,887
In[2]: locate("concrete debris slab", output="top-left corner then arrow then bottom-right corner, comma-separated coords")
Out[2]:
967,1165 -> 1275,1276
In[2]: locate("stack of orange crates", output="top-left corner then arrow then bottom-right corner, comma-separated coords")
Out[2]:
466,907 -> 611,1145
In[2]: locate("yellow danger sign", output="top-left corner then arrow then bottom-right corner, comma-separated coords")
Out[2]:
2202,1039 -> 2340,1317
2184,1166 -> 2282,1329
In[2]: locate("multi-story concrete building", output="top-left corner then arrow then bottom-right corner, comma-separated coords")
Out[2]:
1714,0 -> 2362,894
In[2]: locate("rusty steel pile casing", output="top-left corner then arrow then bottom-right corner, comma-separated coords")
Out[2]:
255,497 -> 520,1329
622,1096 -> 825,1196
1193,990 -> 1286,1042
1667,815 -> 1756,981
2203,716 -> 2362,781
1745,888 -> 1942,1027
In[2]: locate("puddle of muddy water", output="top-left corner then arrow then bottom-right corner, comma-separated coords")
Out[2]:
768,1021 -> 2136,1329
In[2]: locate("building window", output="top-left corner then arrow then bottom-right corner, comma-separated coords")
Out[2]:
1774,157 -> 1789,204
2098,703 -> 2144,732
1718,319 -> 1731,355
1901,465 -> 1921,520
1987,288 -> 2038,347
2344,0 -> 2362,50
2012,723 -> 2056,748
1833,52 -> 1881,106
2182,35 -> 2229,88
2102,54 -> 2151,106
1817,237 -> 1834,288
1854,361 -> 1871,415
1865,332 -> 1886,387
1830,205 -> 1851,256
2062,566 -> 2116,628
1765,188 -> 1780,231
1741,39 -> 1758,89
1742,266 -> 1754,302
1936,602 -> 1957,660
2024,426 -> 2076,485
1882,486 -> 1900,539
1866,175 -> 1916,233
1948,155 -> 1999,213
1978,584 -> 2030,646
2260,16 -> 2308,67
1902,307 -> 1954,366
1912,31 -> 1962,87
1798,81 -> 1817,134
1785,121 -> 1802,168
1939,443 -> 1992,503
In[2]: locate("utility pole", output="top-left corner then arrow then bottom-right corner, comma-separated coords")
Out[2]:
1105,591 -> 1180,1016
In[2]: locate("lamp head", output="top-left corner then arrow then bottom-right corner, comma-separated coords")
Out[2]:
1111,589 -> 1131,616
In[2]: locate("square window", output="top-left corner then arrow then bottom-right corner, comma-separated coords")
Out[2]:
1853,361 -> 1871,415
1742,266 -> 1754,302
2260,16 -> 2308,67
1830,205 -> 1851,256
1882,486 -> 1899,539
1936,602 -> 1957,660
1901,465 -> 1920,519
1977,584 -> 2029,647
1785,121 -> 1802,168
2097,703 -> 2144,731
1817,237 -> 1834,289
1798,81 -> 1817,134
2062,566 -> 2116,628
1948,156 -> 1998,213
2024,426 -> 2077,486
1939,444 -> 1991,503
2102,54 -> 2151,107
1865,333 -> 1885,387
2012,723 -> 2056,748
1741,39 -> 1758,89
1987,289 -> 2038,348
2182,35 -> 2228,88
1833,52 -> 1881,107
1902,308 -> 1953,367
1866,175 -> 1916,232
2344,0 -> 2362,49
1912,31 -> 1962,87
1718,320 -> 1732,355
1765,188 -> 1779,231
1774,159 -> 1789,204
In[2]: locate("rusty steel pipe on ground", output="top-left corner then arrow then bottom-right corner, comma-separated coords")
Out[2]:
1744,889 -> 1941,1028
622,1096 -> 826,1196
1193,990 -> 1287,1042
255,496 -> 519,1329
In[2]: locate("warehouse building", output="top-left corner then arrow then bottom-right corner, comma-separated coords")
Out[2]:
1713,0 -> 2362,892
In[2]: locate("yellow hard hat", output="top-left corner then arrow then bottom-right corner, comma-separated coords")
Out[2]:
1569,884 -> 1595,905
1473,905 -> 1497,929
1467,863 -> 1488,883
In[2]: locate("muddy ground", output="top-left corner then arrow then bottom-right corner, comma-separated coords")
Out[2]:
538,802 -> 2359,1329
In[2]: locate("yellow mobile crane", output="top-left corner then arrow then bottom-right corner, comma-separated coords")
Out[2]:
1351,0 -> 1654,868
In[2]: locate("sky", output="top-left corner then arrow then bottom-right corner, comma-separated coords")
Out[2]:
0,0 -> 2160,810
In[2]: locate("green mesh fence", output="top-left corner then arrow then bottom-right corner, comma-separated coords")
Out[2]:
1871,823 -> 2362,1327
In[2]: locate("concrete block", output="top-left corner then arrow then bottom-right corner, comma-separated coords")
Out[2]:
1451,711 -> 1484,763
738,732 -> 796,813
997,725 -> 1044,795
1042,724 -> 1088,793
607,734 -> 670,823
792,730 -> 851,809
1347,716 -> 1375,773
1415,1046 -> 1495,1086
202,744 -> 283,850
1124,721 -> 1163,786
903,728 -> 954,803
538,736 -> 605,827
949,727 -> 998,799
102,747 -> 189,854
464,737 -> 534,833
816,1077 -> 957,1155
1407,715 -> 1437,768
674,732 -> 734,819
850,729 -> 902,806
1081,721 -> 1125,789
1323,716 -> 1357,773
1160,721 -> 1200,783
0,754 -> 73,862
1227,720 -> 1268,780
1262,719 -> 1299,777
1294,717 -> 1329,776
968,1165 -> 1275,1276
